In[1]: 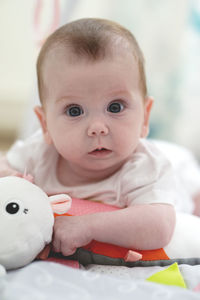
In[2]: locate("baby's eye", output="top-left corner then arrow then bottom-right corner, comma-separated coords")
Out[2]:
66,105 -> 84,117
107,101 -> 125,113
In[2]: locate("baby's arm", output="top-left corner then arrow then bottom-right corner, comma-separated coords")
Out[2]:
90,203 -> 175,249
53,203 -> 175,256
0,153 -> 22,177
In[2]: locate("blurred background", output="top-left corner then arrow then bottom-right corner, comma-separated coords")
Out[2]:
0,0 -> 200,159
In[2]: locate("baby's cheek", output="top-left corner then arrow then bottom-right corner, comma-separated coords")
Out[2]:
116,127 -> 140,148
57,137 -> 82,160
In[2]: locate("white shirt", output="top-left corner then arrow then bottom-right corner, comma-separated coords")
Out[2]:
6,130 -> 194,212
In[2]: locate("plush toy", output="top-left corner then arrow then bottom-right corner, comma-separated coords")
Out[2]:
1,176 -> 200,272
0,176 -> 71,271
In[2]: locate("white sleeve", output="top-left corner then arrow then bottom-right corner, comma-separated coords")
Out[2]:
6,130 -> 44,175
120,140 -> 192,211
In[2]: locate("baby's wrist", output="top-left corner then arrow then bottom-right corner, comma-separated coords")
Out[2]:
81,214 -> 97,241
87,212 -> 107,242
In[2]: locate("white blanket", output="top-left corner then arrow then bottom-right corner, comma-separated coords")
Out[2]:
1,261 -> 200,299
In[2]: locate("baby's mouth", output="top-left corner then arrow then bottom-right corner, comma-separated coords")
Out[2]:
88,148 -> 112,156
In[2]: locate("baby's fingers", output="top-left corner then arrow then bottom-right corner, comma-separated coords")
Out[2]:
52,236 -> 61,253
61,246 -> 77,257
52,236 -> 77,256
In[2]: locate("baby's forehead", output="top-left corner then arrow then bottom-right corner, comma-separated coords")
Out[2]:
43,41 -> 137,71
39,40 -> 144,101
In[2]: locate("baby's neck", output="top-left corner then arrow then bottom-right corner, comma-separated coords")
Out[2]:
56,156 -> 125,187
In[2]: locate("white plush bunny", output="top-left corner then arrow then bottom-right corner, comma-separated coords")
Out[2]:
0,176 -> 71,270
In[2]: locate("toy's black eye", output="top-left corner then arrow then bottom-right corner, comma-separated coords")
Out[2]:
6,202 -> 20,214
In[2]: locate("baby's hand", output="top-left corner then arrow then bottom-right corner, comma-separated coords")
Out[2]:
52,215 -> 93,256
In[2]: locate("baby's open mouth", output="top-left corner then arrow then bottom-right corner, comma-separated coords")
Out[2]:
94,148 -> 107,152
88,148 -> 112,156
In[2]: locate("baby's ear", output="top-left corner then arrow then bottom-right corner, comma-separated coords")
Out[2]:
141,96 -> 154,138
34,106 -> 52,145
49,194 -> 72,214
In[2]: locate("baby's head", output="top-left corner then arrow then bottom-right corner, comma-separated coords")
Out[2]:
34,18 -> 153,181
37,18 -> 147,104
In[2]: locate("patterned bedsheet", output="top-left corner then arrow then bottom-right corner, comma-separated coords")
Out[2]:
1,261 -> 200,299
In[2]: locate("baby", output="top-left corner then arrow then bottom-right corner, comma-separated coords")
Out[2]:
1,18 -> 199,257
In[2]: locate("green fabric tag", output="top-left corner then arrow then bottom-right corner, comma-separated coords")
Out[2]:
146,263 -> 187,288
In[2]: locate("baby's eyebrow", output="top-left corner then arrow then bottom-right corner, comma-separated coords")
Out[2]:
56,89 -> 133,104
107,89 -> 132,98
56,95 -> 81,103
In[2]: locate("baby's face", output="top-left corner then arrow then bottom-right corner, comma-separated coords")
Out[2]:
36,49 -> 152,177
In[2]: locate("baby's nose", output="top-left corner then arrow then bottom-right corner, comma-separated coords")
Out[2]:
87,121 -> 109,136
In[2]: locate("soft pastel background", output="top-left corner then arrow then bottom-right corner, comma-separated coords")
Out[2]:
0,0 -> 200,159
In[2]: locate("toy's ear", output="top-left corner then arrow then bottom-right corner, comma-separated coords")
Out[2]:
49,194 -> 72,215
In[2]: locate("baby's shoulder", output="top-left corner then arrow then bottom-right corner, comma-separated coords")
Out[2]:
18,129 -> 53,155
136,138 -> 167,156
119,139 -> 173,182
6,129 -> 56,174
127,138 -> 170,166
